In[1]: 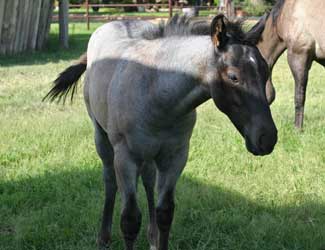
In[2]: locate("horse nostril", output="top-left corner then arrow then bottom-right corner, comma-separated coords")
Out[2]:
258,130 -> 277,153
258,134 -> 268,150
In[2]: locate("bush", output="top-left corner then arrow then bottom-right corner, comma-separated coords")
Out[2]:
242,0 -> 271,16
69,0 -> 100,5
68,0 -> 106,12
69,0 -> 83,4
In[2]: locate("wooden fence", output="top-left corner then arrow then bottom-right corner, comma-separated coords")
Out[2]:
0,0 -> 54,55
52,1 -> 221,30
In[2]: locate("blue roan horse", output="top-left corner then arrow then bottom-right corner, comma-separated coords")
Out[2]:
45,15 -> 277,250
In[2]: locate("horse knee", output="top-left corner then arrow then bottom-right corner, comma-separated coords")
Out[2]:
156,197 -> 175,233
103,167 -> 117,187
120,195 -> 142,242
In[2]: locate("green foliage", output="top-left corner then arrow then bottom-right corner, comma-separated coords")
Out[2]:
242,0 -> 271,16
69,0 -> 83,4
1,22 -> 325,250
233,0 -> 245,4
222,0 -> 276,16
69,0 -> 100,4
264,0 -> 277,4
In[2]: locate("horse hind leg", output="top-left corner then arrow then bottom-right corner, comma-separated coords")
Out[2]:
114,142 -> 142,250
287,49 -> 313,130
141,162 -> 158,250
94,121 -> 117,249
155,143 -> 189,250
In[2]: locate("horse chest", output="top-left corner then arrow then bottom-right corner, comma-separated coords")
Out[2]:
111,111 -> 196,161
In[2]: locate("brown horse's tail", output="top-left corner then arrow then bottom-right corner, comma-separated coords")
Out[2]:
43,53 -> 87,103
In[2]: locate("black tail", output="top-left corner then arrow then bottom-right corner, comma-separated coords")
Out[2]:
43,53 -> 87,103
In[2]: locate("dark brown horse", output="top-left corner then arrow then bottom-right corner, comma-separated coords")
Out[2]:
249,0 -> 325,129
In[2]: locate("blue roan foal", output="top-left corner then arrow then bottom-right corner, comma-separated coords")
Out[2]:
45,15 -> 277,250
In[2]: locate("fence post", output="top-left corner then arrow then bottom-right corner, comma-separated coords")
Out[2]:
86,0 -> 90,30
168,0 -> 173,18
59,0 -> 69,48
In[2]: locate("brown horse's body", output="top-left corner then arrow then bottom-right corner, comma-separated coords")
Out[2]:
256,0 -> 325,129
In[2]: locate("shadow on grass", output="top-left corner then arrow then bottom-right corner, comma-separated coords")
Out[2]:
0,33 -> 90,67
1,166 -> 325,250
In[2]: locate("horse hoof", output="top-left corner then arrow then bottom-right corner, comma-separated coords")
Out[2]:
97,237 -> 112,250
97,243 -> 111,250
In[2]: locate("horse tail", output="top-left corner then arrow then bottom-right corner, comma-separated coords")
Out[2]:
43,53 -> 87,103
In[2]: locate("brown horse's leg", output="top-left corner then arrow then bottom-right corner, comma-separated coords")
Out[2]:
142,163 -> 158,250
114,142 -> 142,250
94,122 -> 117,249
155,144 -> 189,250
287,49 -> 313,130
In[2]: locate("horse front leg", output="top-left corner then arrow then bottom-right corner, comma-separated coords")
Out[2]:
141,162 -> 158,250
287,49 -> 313,130
114,142 -> 142,250
155,143 -> 189,250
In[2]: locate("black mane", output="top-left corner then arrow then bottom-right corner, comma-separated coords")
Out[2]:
142,14 -> 259,46
223,19 -> 260,46
141,15 -> 210,39
245,12 -> 269,44
245,0 -> 285,44
271,0 -> 285,25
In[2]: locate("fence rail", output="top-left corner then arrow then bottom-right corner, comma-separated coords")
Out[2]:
52,1 -> 221,29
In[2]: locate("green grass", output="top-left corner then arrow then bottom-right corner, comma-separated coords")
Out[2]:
1,22 -> 325,250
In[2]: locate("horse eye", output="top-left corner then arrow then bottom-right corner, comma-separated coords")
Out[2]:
228,72 -> 239,83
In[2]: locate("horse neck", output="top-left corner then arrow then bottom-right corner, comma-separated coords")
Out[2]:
156,37 -> 213,116
257,16 -> 286,71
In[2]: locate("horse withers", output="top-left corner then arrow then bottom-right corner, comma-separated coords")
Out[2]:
45,15 -> 277,250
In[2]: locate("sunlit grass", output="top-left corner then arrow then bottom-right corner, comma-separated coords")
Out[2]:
1,22 -> 325,250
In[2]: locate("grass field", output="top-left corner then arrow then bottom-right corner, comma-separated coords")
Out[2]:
1,22 -> 325,250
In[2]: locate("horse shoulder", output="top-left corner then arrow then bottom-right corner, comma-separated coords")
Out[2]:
279,0 -> 323,55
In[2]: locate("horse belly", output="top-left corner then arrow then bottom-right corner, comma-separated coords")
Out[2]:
304,2 -> 325,59
126,131 -> 161,160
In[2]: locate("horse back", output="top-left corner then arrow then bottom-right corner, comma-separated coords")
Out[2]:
279,0 -> 325,58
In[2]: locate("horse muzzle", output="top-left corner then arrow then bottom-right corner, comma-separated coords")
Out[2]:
245,125 -> 278,156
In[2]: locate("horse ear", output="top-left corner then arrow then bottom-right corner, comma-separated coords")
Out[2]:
211,14 -> 228,49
